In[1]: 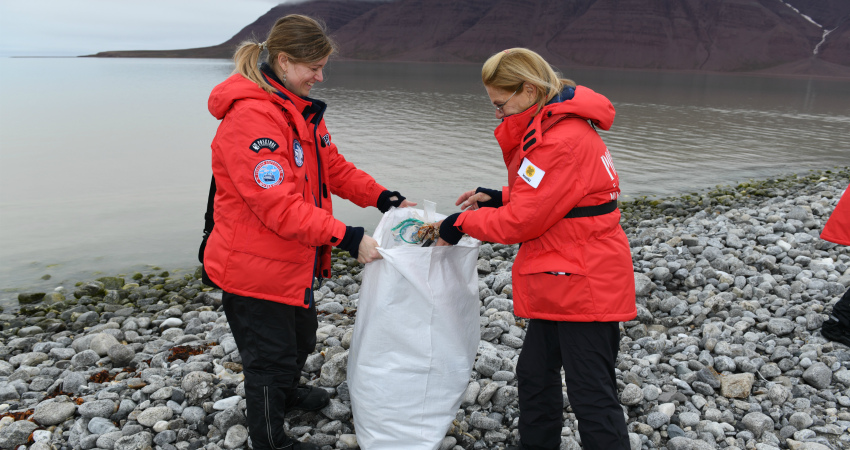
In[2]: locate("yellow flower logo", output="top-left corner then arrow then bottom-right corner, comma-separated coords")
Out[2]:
525,165 -> 535,177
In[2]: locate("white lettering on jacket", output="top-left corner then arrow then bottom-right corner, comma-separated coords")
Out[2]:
601,149 -> 617,181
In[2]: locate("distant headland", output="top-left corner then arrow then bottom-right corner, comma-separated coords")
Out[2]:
87,0 -> 850,79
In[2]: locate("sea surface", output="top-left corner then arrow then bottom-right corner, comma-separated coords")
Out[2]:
1,58 -> 848,300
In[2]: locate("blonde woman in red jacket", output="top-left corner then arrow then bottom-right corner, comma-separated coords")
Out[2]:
205,15 -> 414,450
439,49 -> 636,450
820,184 -> 850,346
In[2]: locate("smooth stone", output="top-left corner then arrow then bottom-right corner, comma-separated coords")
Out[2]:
108,344 -> 136,367
32,401 -> 77,426
213,395 -> 242,411
223,424 -> 249,449
136,406 -> 173,427
741,412 -> 774,438
90,333 -> 120,356
88,416 -> 119,434
79,399 -> 116,418
160,317 -> 183,329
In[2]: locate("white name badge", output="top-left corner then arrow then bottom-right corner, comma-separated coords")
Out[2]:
518,158 -> 545,188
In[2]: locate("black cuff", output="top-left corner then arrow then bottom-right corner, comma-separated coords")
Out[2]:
377,190 -> 406,213
439,213 -> 464,245
336,226 -> 364,259
475,187 -> 503,208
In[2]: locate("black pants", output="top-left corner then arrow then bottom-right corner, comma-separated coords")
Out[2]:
517,320 -> 629,450
832,287 -> 850,326
223,292 -> 317,449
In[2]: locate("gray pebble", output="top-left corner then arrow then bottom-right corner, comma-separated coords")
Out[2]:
88,416 -> 119,434
33,400 -> 77,426
114,431 -> 152,450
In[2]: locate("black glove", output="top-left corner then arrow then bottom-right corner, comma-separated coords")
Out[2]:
475,187 -> 503,208
439,213 -> 464,245
377,190 -> 406,213
336,226 -> 365,259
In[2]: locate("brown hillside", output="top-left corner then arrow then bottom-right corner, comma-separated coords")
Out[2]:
89,0 -> 850,78
91,1 -> 384,59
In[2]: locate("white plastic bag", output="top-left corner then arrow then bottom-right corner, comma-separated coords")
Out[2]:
348,205 -> 480,450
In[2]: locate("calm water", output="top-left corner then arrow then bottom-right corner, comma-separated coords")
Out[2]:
1,58 -> 848,299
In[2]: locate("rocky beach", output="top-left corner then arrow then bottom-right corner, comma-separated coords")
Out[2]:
0,167 -> 848,450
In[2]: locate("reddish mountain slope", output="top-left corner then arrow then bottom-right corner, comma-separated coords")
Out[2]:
91,0 -> 850,77
93,1 -> 385,59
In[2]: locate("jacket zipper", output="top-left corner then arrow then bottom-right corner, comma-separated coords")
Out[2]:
310,108 -> 325,292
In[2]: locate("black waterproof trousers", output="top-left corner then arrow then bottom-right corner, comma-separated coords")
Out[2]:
517,320 -> 629,450
832,287 -> 850,326
223,292 -> 317,449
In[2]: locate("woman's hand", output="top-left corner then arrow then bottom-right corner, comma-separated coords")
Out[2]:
357,234 -> 383,263
435,237 -> 452,247
456,190 -> 492,211
434,220 -> 453,246
377,191 -> 416,212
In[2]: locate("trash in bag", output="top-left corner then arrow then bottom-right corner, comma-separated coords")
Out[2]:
389,201 -> 442,246
390,217 -> 426,244
348,202 -> 480,450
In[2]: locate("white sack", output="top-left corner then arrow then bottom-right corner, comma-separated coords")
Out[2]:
348,206 -> 480,450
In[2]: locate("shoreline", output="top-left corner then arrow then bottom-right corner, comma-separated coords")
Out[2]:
75,56 -> 850,81
0,167 -> 848,449
3,166 -> 847,307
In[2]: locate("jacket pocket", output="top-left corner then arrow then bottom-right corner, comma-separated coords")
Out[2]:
516,247 -> 586,276
518,271 -> 595,317
224,250 -> 314,302
231,219 -> 313,264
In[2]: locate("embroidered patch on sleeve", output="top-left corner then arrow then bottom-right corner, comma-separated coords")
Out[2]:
518,158 -> 545,188
249,138 -> 279,153
254,160 -> 284,188
293,139 -> 304,167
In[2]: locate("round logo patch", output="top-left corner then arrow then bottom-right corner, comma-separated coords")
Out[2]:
525,165 -> 536,177
293,139 -> 304,167
254,160 -> 283,189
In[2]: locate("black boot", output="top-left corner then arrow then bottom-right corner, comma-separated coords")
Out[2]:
286,385 -> 330,412
822,288 -> 850,347
243,381 -> 303,450
822,317 -> 850,347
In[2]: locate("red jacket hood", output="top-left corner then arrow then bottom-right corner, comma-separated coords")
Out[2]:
496,85 -> 615,155
208,73 -> 312,120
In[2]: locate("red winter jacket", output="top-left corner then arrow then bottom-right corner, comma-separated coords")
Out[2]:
455,86 -> 636,322
822,185 -> 850,246
204,72 -> 385,307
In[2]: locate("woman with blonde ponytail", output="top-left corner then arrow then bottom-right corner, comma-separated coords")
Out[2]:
438,48 -> 634,449
204,14 -> 415,450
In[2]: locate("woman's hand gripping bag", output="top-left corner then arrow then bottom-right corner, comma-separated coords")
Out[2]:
348,205 -> 480,450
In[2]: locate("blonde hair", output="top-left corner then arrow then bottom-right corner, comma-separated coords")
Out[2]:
233,14 -> 337,94
482,48 -> 576,114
